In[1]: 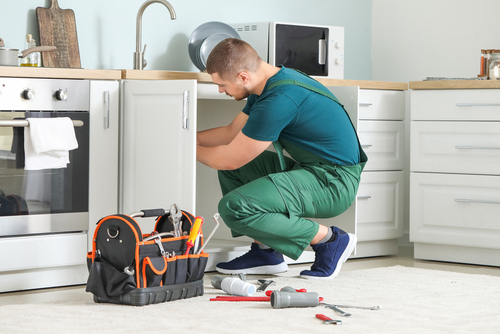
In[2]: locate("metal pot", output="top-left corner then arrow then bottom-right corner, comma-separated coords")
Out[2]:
0,37 -> 56,66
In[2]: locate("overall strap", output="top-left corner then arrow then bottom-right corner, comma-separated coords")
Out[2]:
267,79 -> 343,106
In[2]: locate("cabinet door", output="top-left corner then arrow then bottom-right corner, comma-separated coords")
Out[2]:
121,80 -> 197,231
410,121 -> 500,175
359,89 -> 405,120
411,89 -> 500,121
359,121 -> 404,171
410,172 -> 500,249
357,171 -> 404,241
89,80 -> 119,250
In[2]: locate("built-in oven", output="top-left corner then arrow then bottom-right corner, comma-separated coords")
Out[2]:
0,78 -> 90,292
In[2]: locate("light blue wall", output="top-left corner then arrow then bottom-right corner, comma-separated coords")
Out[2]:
2,0 -> 372,80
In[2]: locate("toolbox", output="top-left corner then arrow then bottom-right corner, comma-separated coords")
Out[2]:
85,205 -> 209,306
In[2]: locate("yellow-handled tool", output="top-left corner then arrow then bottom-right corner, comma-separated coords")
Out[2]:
184,216 -> 204,255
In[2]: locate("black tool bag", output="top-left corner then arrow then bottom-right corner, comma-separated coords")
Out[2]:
86,208 -> 208,306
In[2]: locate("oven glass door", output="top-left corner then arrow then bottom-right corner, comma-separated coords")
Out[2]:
275,24 -> 328,76
0,112 -> 89,217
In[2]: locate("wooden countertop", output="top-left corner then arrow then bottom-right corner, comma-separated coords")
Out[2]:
0,66 -> 407,90
317,78 -> 407,90
410,80 -> 500,89
121,69 -> 408,90
0,66 -> 122,80
121,69 -> 213,82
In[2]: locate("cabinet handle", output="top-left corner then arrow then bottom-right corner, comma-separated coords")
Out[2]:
455,103 -> 500,107
103,91 -> 110,129
361,144 -> 372,148
455,199 -> 500,205
357,195 -> 371,200
182,90 -> 189,130
455,146 -> 500,150
359,102 -> 373,106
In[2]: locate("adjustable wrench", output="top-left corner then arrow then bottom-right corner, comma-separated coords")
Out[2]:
169,203 -> 183,237
321,303 -> 352,317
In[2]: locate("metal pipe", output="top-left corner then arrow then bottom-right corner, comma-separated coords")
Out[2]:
134,0 -> 176,70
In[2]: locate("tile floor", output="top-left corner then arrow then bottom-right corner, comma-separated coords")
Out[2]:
1,246 -> 499,306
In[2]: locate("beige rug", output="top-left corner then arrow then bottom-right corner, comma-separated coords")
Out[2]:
0,265 -> 498,334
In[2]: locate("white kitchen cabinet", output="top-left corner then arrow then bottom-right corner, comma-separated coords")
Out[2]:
410,88 -> 500,266
88,80 -> 120,249
119,80 -> 197,232
195,85 -> 406,265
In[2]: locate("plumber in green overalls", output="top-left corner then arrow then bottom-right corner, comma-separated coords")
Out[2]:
197,38 -> 367,279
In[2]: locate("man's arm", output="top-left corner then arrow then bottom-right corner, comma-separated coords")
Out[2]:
197,111 -> 248,147
197,131 -> 272,171
197,110 -> 271,170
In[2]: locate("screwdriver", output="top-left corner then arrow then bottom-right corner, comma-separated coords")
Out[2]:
184,216 -> 204,255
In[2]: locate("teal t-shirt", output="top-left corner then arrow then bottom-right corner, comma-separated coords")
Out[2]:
242,66 -> 360,166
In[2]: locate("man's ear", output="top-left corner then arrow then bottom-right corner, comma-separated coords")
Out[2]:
238,71 -> 250,84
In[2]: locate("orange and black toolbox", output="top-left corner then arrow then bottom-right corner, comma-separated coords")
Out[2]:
86,206 -> 209,306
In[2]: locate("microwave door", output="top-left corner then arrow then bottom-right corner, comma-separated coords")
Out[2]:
274,24 -> 328,76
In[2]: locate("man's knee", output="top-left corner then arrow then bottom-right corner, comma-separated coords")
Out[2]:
218,190 -> 248,230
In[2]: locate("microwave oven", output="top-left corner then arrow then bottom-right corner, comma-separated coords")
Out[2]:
230,22 -> 344,79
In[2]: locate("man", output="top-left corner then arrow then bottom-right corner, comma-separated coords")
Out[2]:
197,38 -> 367,279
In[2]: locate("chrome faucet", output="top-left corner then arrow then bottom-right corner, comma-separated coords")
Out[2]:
134,0 -> 176,70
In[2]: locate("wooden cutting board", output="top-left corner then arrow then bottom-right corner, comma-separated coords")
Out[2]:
36,0 -> 81,68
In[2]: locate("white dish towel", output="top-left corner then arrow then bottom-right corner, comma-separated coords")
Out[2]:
24,117 -> 79,170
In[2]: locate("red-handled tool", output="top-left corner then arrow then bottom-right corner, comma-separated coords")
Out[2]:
211,295 -> 324,302
315,314 -> 342,325
210,296 -> 270,302
265,288 -> 306,296
184,216 -> 204,255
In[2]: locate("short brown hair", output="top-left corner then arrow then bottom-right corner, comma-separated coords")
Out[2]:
206,38 -> 261,81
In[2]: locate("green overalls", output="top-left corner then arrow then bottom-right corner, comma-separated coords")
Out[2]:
217,80 -> 368,260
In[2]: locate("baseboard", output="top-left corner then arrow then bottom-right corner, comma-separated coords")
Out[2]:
414,243 -> 500,267
0,264 -> 88,293
351,239 -> 399,258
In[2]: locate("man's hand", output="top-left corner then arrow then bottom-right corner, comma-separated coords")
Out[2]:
197,112 -> 248,147
197,132 -> 271,170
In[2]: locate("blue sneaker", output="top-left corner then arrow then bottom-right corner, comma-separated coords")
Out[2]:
215,243 -> 289,275
300,227 -> 357,279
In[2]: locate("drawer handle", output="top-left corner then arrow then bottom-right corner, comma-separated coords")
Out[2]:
455,103 -> 500,107
359,103 -> 373,106
455,199 -> 500,205
361,144 -> 372,148
455,146 -> 500,150
357,196 -> 372,200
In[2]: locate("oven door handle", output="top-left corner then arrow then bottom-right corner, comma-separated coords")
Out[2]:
0,119 -> 84,127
